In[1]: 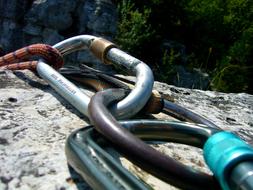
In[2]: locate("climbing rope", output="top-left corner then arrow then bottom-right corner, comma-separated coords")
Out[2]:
0,44 -> 63,70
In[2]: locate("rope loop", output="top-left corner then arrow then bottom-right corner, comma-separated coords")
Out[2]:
0,44 -> 63,70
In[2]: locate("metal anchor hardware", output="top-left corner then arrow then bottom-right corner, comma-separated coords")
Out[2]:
88,87 -> 253,190
37,35 -> 154,119
66,120 -> 221,190
1,35 -> 253,190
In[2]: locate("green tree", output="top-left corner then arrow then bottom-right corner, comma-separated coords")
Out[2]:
115,0 -> 154,56
115,0 -> 253,93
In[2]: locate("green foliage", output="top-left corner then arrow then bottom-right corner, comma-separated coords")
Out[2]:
115,0 -> 253,93
211,26 -> 253,92
159,49 -> 178,81
205,0 -> 253,93
115,0 -> 154,56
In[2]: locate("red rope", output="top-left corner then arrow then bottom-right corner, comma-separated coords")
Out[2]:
0,44 -> 63,70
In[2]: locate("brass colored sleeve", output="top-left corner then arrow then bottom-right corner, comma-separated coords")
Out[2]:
141,90 -> 164,114
90,38 -> 117,65
96,77 -> 163,114
116,80 -> 163,114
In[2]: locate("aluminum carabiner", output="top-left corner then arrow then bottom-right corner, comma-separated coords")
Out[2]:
37,35 -> 154,119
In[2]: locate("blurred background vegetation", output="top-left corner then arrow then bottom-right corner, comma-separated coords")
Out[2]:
114,0 -> 253,94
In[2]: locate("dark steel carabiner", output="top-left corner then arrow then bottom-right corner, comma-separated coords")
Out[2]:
66,120 -> 220,190
88,88 -> 221,190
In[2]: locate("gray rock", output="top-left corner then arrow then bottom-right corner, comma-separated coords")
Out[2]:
0,0 -> 30,20
0,19 -> 23,52
0,70 -> 89,190
0,0 -> 117,68
172,65 -> 210,90
25,0 -> 77,30
78,0 -> 117,35
42,28 -> 64,45
0,70 -> 252,190
23,34 -> 43,46
23,23 -> 43,36
87,0 -> 117,35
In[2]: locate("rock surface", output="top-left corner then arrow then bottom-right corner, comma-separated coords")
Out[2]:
0,69 -> 252,190
0,0 -> 117,70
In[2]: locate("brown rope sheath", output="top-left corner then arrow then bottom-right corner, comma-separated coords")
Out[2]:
0,44 -> 63,70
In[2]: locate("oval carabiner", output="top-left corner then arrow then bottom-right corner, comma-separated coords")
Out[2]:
88,88 -> 221,190
66,126 -> 150,190
67,119 -> 221,190
88,87 -> 253,190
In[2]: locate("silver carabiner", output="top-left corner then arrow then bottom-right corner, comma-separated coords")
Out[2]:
36,35 -> 153,119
